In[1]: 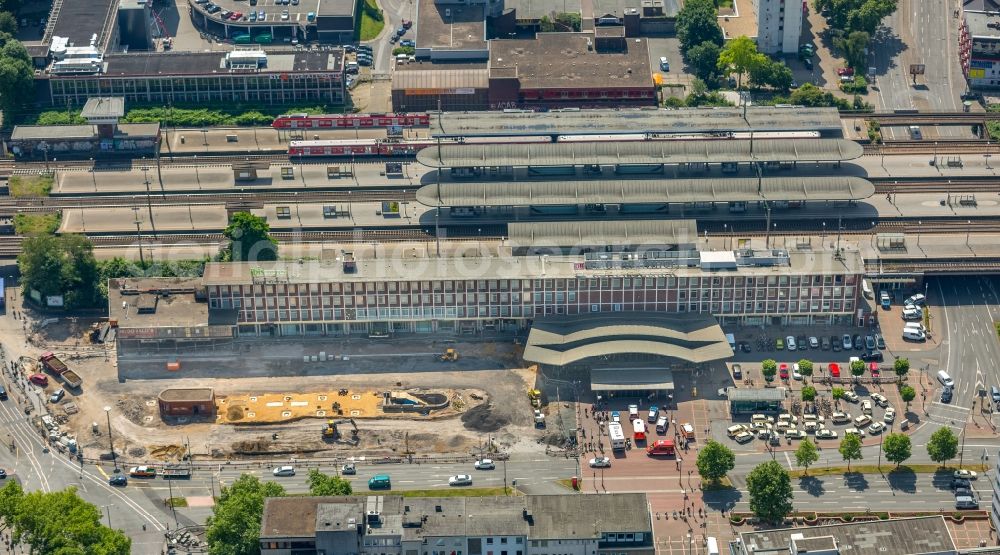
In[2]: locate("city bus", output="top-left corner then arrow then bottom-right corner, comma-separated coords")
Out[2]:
608,422 -> 626,451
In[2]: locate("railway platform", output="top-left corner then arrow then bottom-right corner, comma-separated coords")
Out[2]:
160,127 -> 430,155
55,162 -> 430,195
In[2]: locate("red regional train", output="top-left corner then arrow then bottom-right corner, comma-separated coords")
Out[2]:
272,113 -> 430,129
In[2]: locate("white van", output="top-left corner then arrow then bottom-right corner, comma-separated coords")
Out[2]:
706,537 -> 720,555
656,416 -> 668,433
831,412 -> 850,424
395,53 -> 409,64
937,370 -> 954,388
902,329 -> 926,342
904,322 -> 926,332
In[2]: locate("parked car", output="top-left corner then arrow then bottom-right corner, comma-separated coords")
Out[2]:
853,334 -> 864,350
821,336 -> 831,350
871,393 -> 889,407
647,406 -> 659,422
829,363 -> 841,378
853,414 -> 872,428
29,374 -> 48,386
402,18 -> 412,28
611,411 -> 620,423
401,39 -> 415,47
867,422 -> 886,435
589,457 -> 611,468
862,351 -> 883,363
734,430 -> 755,443
952,477 -> 972,490
272,466 -> 295,477
869,362 -> 881,377
902,306 -> 923,320
776,337 -> 784,350
941,389 -> 953,403
842,390 -> 859,403
815,429 -> 838,439
905,293 -> 926,306
831,335 -> 842,352
842,334 -> 853,350
875,333 -> 886,350
779,363 -> 789,380
883,407 -> 896,423
880,290 -> 892,309
792,364 -> 802,380
659,56 -> 670,71
785,429 -> 806,440
49,389 -> 65,403
738,341 -> 752,353
109,473 -> 127,486
954,469 -> 979,480
809,336 -> 819,349
865,335 -> 876,350
786,336 -> 797,351
449,474 -> 473,486
474,458 -> 495,470
732,364 -> 742,379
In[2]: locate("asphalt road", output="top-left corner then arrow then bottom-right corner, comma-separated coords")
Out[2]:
871,0 -> 968,139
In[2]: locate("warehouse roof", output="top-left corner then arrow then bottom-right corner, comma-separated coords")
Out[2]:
725,388 -> 786,402
94,50 -> 342,77
391,68 -> 489,90
81,97 -> 124,119
523,312 -> 732,366
429,106 -> 843,137
48,0 -> 116,47
508,220 -> 698,250
416,138 -> 863,167
415,176 -> 875,206
488,33 -> 651,90
416,0 -> 487,51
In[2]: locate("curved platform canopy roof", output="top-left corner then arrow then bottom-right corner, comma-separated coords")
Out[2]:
429,106 -> 843,137
416,176 -> 876,207
416,139 -> 863,168
522,312 -> 733,367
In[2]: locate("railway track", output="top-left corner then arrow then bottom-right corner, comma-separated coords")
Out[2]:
863,141 -> 999,155
870,176 -> 1000,194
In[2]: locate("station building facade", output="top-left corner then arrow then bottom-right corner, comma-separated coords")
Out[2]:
201,248 -> 865,337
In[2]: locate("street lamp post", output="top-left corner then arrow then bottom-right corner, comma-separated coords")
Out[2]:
104,406 -> 117,471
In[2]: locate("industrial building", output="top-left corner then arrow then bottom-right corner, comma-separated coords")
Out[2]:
40,49 -> 345,106
259,493 -> 654,555
189,0 -> 356,44
391,64 -> 491,112
158,388 -> 216,417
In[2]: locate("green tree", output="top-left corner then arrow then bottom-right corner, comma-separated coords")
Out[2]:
883,432 -> 911,468
0,482 -> 131,554
749,58 -> 794,90
900,385 -> 916,410
746,460 -> 793,523
538,15 -> 554,32
206,474 -> 287,555
850,359 -> 866,377
307,469 -> 353,496
0,12 -> 16,35
686,41 -> 722,81
696,439 -> 736,484
789,83 -> 852,109
717,35 -> 766,87
0,32 -> 34,120
761,359 -> 777,381
894,358 -> 910,377
926,427 -> 958,466
815,0 -> 898,34
797,359 -> 814,380
834,30 -> 870,71
223,212 -> 278,262
18,234 -> 101,308
832,386 -> 845,403
801,385 -> 817,402
555,12 -> 581,31
839,433 -> 863,471
677,0 -> 724,52
795,438 -> 819,474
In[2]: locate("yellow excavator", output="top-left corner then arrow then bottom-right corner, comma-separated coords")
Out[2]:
322,419 -> 359,442
439,348 -> 459,362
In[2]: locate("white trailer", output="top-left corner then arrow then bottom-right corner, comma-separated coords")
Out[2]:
608,422 -> 626,450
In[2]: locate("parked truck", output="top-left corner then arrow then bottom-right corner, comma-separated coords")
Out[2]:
39,352 -> 82,389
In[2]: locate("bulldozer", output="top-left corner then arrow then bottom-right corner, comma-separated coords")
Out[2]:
322,418 -> 360,444
527,389 -> 542,408
439,348 -> 459,362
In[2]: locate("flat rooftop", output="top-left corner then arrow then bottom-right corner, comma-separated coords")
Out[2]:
158,388 -> 215,402
965,10 -> 1000,38
416,0 -> 487,51
593,0 -> 679,17
489,33 -> 651,90
429,106 -> 844,137
108,277 -> 209,329
415,138 -> 863,167
202,248 -> 865,286
508,220 -> 698,249
415,175 -> 876,206
11,123 -> 159,141
90,50 -> 342,78
48,0 -> 117,47
392,67 -> 489,91
738,516 -> 957,555
505,0 -> 582,20
261,497 -> 362,539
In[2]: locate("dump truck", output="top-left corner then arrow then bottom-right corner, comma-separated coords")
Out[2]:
39,352 -> 82,389
527,389 -> 541,408
439,348 -> 458,362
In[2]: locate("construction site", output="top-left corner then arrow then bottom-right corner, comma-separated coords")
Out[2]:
6,314 -> 574,465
